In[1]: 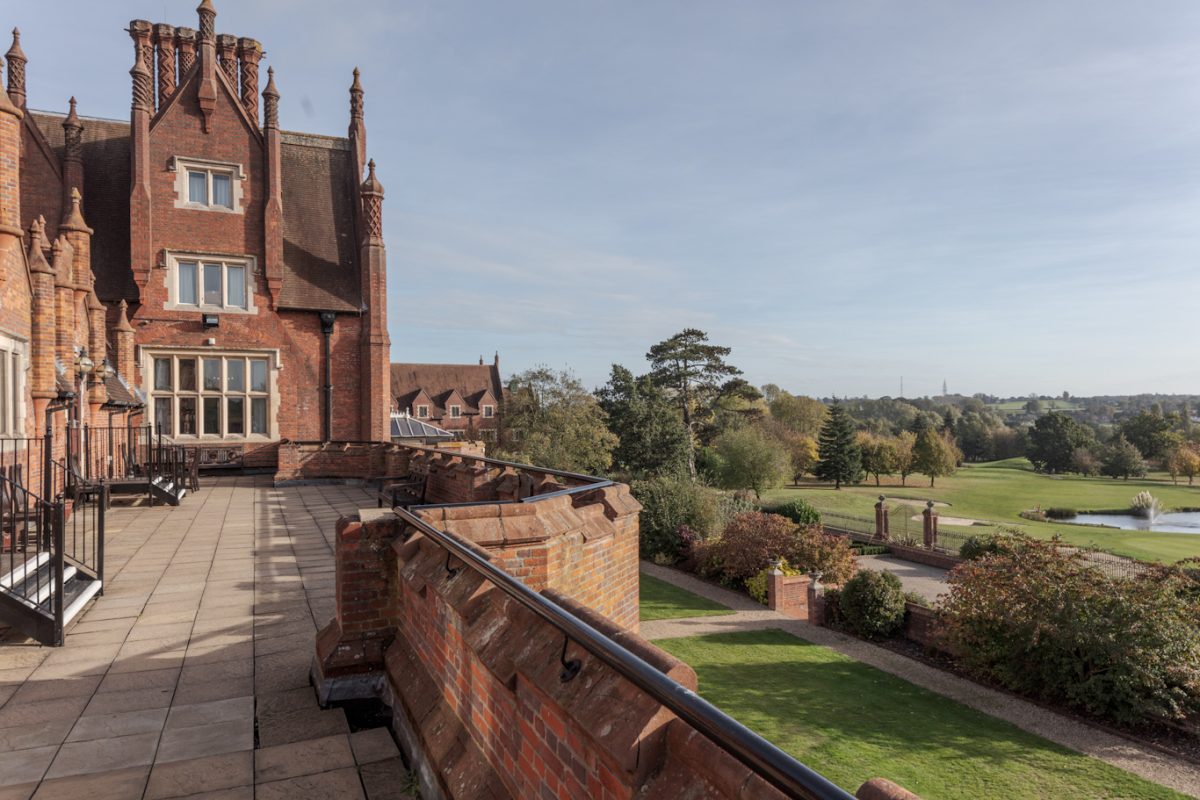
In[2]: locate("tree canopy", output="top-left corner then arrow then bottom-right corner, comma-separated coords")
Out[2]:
712,425 -> 790,498
815,404 -> 862,489
499,367 -> 617,475
1026,412 -> 1095,474
595,364 -> 691,478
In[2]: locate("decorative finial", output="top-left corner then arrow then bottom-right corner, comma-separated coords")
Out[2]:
197,0 -> 217,42
349,67 -> 363,120
262,66 -> 279,128
116,299 -> 135,332
27,219 -> 53,275
130,44 -> 152,110
5,26 -> 27,106
61,187 -> 90,232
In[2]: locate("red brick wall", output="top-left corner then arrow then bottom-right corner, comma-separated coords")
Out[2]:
767,572 -> 811,620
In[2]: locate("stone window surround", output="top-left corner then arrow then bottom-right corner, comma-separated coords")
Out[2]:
481,405 -> 494,419
142,347 -> 281,443
415,405 -> 429,418
449,405 -> 462,419
0,333 -> 27,440
170,155 -> 247,214
161,250 -> 259,315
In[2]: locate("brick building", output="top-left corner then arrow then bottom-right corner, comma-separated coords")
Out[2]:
390,355 -> 504,440
0,0 -> 391,473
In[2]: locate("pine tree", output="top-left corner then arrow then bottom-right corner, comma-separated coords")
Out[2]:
815,404 -> 861,489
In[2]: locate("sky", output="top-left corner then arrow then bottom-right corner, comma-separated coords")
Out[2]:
12,1 -> 1200,398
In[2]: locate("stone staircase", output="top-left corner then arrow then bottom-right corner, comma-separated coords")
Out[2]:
254,686 -> 413,799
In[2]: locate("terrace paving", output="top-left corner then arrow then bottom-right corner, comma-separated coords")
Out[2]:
0,476 -> 406,800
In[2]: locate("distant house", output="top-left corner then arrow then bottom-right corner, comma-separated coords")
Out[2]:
389,411 -> 453,445
390,355 -> 504,440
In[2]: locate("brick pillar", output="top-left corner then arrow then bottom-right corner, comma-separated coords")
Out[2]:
262,68 -> 283,305
52,239 -> 75,364
807,577 -> 826,625
196,1 -> 218,131
922,502 -> 938,549
874,496 -> 889,540
129,20 -> 154,295
113,300 -> 136,382
176,27 -> 197,76
87,291 -> 107,406
5,28 -> 26,109
359,160 -> 390,442
312,511 -> 406,702
61,99 -> 84,214
767,566 -> 811,620
28,219 -> 56,403
0,54 -> 21,249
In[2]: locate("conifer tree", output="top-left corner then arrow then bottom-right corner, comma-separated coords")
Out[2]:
815,403 -> 862,489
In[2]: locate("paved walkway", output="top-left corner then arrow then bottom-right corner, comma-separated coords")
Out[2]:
0,476 -> 406,800
639,560 -> 1200,799
855,554 -> 948,603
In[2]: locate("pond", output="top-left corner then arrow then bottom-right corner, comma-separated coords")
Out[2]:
1067,510 -> 1200,534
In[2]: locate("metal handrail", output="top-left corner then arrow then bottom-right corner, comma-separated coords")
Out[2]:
392,506 -> 854,800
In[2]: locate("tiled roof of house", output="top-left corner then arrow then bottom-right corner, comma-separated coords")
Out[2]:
103,371 -> 144,407
28,116 -> 363,312
390,362 -> 503,417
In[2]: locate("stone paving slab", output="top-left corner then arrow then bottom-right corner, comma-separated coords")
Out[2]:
0,476 -> 397,798
639,560 -> 1200,799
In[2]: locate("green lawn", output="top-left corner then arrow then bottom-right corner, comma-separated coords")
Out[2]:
760,458 -> 1200,563
658,629 -> 1186,800
639,573 -> 734,621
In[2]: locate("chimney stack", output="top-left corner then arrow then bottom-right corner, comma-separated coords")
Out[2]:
62,98 -> 84,217
196,0 -> 217,130
4,28 -> 25,108
348,68 -> 366,184
0,53 -> 22,247
262,68 -> 283,304
153,24 -> 177,108
176,27 -> 197,76
217,34 -> 237,86
237,38 -> 261,125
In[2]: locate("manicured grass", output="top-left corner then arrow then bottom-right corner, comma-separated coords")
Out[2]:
760,458 -> 1200,563
658,629 -> 1187,800
639,573 -> 734,621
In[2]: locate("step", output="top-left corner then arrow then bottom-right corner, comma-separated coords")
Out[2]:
0,551 -> 49,589
18,563 -> 76,607
61,577 -> 102,626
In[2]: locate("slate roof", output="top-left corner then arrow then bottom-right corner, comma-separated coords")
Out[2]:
278,132 -> 361,312
390,362 -> 503,418
27,115 -> 362,311
390,413 -> 453,441
103,372 -> 144,408
31,112 -> 135,303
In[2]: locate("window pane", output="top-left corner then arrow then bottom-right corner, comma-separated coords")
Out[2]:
188,170 -> 207,204
179,397 -> 197,435
155,397 -> 173,436
203,397 -> 221,435
203,263 -> 222,305
227,397 -> 245,435
250,359 -> 268,392
211,173 -> 233,208
203,359 -> 221,391
178,261 -> 198,305
226,265 -> 245,308
251,397 -> 267,434
178,358 -> 197,392
227,359 -> 245,392
154,358 -> 172,391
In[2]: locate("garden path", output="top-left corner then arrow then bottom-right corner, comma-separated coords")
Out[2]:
854,554 -> 948,602
638,560 -> 1200,799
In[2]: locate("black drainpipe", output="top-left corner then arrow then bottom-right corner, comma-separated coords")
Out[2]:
319,312 -> 336,442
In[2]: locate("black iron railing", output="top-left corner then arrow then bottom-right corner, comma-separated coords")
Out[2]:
392,506 -> 855,800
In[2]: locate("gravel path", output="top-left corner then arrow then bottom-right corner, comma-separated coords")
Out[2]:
639,560 -> 1200,799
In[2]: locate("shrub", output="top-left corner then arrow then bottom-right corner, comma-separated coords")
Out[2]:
854,544 -> 889,556
791,526 -> 856,585
775,498 -> 821,526
631,476 -> 709,558
839,570 -> 906,639
903,590 -> 929,608
1043,507 -> 1076,520
674,525 -> 702,572
959,529 -> 1028,560
708,512 -> 799,586
822,586 -> 845,627
941,540 -> 1200,726
746,558 -> 804,605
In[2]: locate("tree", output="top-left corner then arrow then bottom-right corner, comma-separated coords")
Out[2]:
646,329 -> 742,477
712,426 -> 789,499
1120,410 -> 1181,462
1167,445 -> 1200,486
791,435 -> 820,482
894,431 -> 917,486
956,414 -> 995,462
913,429 -> 959,487
595,365 -> 691,478
1101,435 -> 1146,480
767,391 -> 827,438
815,404 -> 862,489
499,367 -> 618,474
858,433 -> 898,486
1026,412 -> 1094,474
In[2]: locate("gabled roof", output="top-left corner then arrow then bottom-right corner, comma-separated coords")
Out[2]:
391,362 -> 503,417
103,371 -> 144,408
390,412 -> 453,440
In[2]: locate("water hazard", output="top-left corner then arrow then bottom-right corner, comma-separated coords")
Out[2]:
1068,511 -> 1200,534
